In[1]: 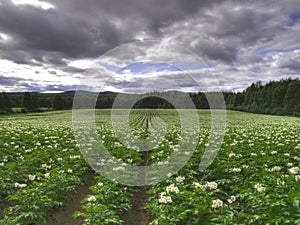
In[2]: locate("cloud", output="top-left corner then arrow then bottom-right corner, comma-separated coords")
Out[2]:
0,0 -> 299,92
11,0 -> 55,10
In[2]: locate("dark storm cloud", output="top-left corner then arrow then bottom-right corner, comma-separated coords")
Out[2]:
0,0 -> 124,66
30,84 -> 91,92
48,70 -> 56,75
0,75 -> 24,86
0,78 -> 90,92
0,0 -> 223,67
0,0 -> 292,65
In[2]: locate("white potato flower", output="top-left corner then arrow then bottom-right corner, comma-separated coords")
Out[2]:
206,181 -> 218,190
232,168 -> 242,173
228,153 -> 236,158
166,184 -> 180,194
211,199 -> 223,209
87,196 -> 97,202
159,196 -> 172,204
28,175 -> 36,181
175,176 -> 185,183
289,167 -> 299,175
97,182 -> 104,186
14,183 -> 27,188
254,183 -> 266,193
193,182 -> 206,190
228,195 -> 236,204
267,166 -> 281,172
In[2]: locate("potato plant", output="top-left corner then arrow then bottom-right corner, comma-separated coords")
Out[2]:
0,110 -> 299,224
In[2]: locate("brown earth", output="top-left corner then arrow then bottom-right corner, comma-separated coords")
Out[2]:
0,199 -> 18,220
121,148 -> 154,225
46,174 -> 95,225
121,186 -> 154,225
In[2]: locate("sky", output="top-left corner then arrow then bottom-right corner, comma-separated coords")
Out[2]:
0,0 -> 300,93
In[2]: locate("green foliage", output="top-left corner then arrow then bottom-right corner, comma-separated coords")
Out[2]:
21,92 -> 40,112
74,177 -> 132,225
0,92 -> 13,114
147,111 -> 300,224
225,78 -> 300,117
52,94 -> 66,110
0,113 -> 92,224
0,110 -> 299,224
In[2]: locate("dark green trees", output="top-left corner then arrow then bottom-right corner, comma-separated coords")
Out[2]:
225,78 -> 300,117
52,94 -> 73,110
52,94 -> 65,110
0,92 -> 13,114
284,80 -> 300,116
21,92 -> 39,112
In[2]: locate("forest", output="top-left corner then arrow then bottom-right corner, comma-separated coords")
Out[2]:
0,78 -> 299,117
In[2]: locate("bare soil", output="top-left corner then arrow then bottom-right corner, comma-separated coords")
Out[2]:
46,174 -> 95,225
121,186 -> 154,225
121,148 -> 154,225
0,199 -> 18,220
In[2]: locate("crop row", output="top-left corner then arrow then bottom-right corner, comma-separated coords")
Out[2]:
0,110 -> 299,224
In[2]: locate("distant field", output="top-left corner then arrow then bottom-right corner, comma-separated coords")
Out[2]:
0,110 -> 299,225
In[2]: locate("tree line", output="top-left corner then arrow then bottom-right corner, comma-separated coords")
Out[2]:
0,92 -> 13,114
223,78 -> 300,117
0,78 -> 299,116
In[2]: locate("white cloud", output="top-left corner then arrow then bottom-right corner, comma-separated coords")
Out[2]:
11,0 -> 55,10
0,33 -> 10,41
122,69 -> 131,74
0,59 -> 78,90
66,59 -> 96,70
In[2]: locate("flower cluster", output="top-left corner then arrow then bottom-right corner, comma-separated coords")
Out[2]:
232,168 -> 242,173
289,167 -> 299,175
28,175 -> 36,181
267,166 -> 281,172
87,195 -> 97,202
193,181 -> 218,191
166,184 -> 179,194
211,199 -> 223,209
227,195 -> 236,204
14,183 -> 27,188
254,183 -> 266,193
175,176 -> 185,183
206,182 -> 218,190
159,192 -> 172,204
44,173 -> 51,179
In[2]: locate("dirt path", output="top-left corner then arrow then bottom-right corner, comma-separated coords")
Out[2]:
0,199 -> 18,220
121,145 -> 154,225
46,173 -> 95,225
121,186 -> 153,225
